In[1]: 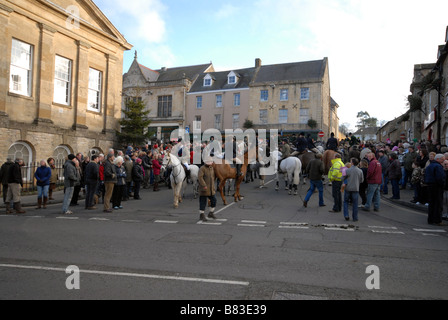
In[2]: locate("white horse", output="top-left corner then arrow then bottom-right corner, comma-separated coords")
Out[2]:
272,150 -> 302,195
189,165 -> 200,199
166,153 -> 187,208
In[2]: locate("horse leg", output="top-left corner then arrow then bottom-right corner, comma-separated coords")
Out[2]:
219,180 -> 227,206
293,184 -> 298,196
288,184 -> 292,195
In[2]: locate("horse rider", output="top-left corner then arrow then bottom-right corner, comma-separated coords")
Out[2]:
307,134 -> 320,154
225,136 -> 244,178
295,132 -> 308,154
326,132 -> 339,152
173,137 -> 191,181
278,139 -> 290,169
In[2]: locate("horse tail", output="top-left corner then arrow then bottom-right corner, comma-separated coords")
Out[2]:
293,158 -> 301,186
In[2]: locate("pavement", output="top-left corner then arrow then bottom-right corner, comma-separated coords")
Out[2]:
1,182 -> 429,214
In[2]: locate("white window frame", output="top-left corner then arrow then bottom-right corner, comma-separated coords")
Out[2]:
232,114 -> 240,130
88,68 -> 102,112
53,145 -> 71,162
260,90 -> 268,102
53,55 -> 72,105
216,94 -> 223,108
234,93 -> 240,107
301,87 -> 310,100
299,109 -> 310,124
9,39 -> 33,97
280,89 -> 289,101
279,109 -> 288,124
196,96 -> 202,109
203,74 -> 213,87
214,114 -> 222,130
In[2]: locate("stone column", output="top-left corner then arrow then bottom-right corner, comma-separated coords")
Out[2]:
0,3 -> 13,119
103,54 -> 118,134
35,23 -> 57,125
73,40 -> 90,130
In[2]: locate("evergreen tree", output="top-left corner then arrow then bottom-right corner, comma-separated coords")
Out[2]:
117,98 -> 153,146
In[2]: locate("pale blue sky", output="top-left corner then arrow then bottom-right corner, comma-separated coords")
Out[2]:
94,0 -> 448,130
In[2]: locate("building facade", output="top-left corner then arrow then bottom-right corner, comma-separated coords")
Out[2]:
122,54 -> 213,142
248,58 -> 338,140
186,67 -> 255,134
0,0 -> 131,164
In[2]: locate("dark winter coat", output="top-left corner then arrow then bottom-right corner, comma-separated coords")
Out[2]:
7,161 -> 23,185
0,160 -> 14,185
132,163 -> 144,182
85,162 -> 99,184
34,166 -> 51,186
63,160 -> 78,188
103,160 -> 117,184
424,160 -> 445,187
305,159 -> 325,181
115,165 -> 127,186
386,159 -> 402,180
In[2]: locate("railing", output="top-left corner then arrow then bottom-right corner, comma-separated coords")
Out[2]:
16,160 -> 67,194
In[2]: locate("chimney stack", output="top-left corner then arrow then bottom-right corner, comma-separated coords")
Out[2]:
255,58 -> 262,68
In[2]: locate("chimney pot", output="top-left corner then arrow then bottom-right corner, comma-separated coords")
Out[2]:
255,58 -> 262,68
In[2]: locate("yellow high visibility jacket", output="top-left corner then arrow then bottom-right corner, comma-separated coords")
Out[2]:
328,158 -> 344,182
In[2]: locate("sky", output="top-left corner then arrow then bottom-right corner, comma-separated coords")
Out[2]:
94,0 -> 448,131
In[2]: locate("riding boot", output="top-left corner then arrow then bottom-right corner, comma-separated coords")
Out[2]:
199,210 -> 208,222
14,202 -> 26,214
36,198 -> 42,210
43,197 -> 48,209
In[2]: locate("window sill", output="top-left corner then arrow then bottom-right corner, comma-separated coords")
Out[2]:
52,102 -> 72,109
87,110 -> 102,116
8,91 -> 33,101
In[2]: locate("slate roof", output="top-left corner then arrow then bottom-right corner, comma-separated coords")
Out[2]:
189,67 -> 256,93
138,63 -> 159,82
253,58 -> 327,84
154,64 -> 213,82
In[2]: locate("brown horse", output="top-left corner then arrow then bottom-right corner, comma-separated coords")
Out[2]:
298,152 -> 317,184
213,149 -> 250,206
322,150 -> 338,175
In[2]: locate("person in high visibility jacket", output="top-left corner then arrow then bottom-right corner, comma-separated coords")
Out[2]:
328,153 -> 345,213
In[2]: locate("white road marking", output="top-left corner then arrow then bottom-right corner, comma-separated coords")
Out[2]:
371,230 -> 405,235
154,220 -> 178,224
422,233 -> 440,237
197,221 -> 222,226
279,226 -> 309,229
214,202 -> 236,215
325,227 -> 355,232
413,229 -> 446,233
237,224 -> 265,227
0,264 -> 249,286
368,226 -> 398,230
89,218 -> 110,221
241,220 -> 266,224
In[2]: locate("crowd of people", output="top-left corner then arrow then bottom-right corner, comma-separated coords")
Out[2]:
300,137 -> 448,226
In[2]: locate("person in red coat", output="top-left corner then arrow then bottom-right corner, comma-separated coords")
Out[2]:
363,152 -> 383,212
152,153 -> 162,192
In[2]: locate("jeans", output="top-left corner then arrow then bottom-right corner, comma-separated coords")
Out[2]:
199,195 -> 217,211
62,186 -> 74,213
304,180 -> 324,206
365,184 -> 380,211
37,185 -> 49,199
133,181 -> 141,199
390,179 -> 400,199
332,181 -> 342,212
344,191 -> 359,221
381,174 -> 389,194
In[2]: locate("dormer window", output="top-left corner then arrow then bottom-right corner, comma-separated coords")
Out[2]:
203,74 -> 213,87
227,71 -> 239,85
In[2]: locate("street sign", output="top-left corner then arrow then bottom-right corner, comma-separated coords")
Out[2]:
400,133 -> 406,140
185,126 -> 190,134
318,131 -> 325,138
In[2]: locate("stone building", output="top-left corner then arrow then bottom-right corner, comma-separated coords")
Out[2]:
248,58 -> 338,140
122,54 -> 213,142
0,0 -> 132,165
186,67 -> 255,134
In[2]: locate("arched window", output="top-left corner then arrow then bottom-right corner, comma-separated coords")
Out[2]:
88,148 -> 102,158
8,141 -> 33,164
53,145 -> 71,161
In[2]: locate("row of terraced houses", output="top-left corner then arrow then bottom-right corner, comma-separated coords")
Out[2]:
0,0 -> 339,166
